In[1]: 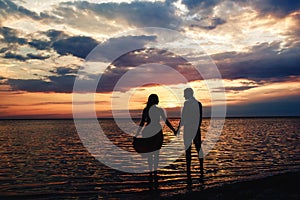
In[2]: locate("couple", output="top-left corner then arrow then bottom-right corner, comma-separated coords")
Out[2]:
133,88 -> 204,183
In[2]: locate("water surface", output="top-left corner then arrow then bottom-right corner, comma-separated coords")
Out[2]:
0,118 -> 299,199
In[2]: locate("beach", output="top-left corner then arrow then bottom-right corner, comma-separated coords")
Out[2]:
1,171 -> 299,199
162,171 -> 300,200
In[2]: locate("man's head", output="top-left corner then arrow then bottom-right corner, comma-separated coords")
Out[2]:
184,88 -> 194,100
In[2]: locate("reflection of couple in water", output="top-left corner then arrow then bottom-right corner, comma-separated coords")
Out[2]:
133,88 -> 204,184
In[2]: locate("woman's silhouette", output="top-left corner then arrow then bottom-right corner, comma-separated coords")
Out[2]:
134,94 -> 176,183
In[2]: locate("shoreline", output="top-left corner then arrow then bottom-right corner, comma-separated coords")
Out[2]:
162,171 -> 300,200
0,171 -> 299,199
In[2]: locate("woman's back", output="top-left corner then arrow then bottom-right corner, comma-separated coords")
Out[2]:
142,105 -> 163,138
148,105 -> 162,124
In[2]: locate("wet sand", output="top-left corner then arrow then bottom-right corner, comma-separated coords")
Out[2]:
162,171 -> 300,200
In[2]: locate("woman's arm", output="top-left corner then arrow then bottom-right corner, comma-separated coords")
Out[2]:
160,108 -> 176,134
135,109 -> 146,137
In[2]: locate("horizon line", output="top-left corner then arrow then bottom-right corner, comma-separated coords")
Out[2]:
0,116 -> 299,120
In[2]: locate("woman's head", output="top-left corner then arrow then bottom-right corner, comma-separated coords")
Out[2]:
147,94 -> 159,107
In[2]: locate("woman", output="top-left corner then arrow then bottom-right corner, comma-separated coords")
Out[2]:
134,94 -> 176,182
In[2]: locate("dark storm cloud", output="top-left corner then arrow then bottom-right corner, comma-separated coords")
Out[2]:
213,42 -> 300,82
86,35 -> 157,61
250,0 -> 300,17
57,0 -> 181,29
46,29 -> 68,41
0,0 -> 41,20
3,65 -> 83,93
26,53 -> 50,60
94,48 -> 197,93
52,36 -> 99,59
7,74 -> 76,93
0,26 -> 71,60
0,25 -> 95,60
28,40 -> 51,50
109,48 -> 180,68
0,47 -> 8,53
27,29 -> 68,52
182,0 -> 300,17
0,27 -> 27,45
50,66 -> 79,76
4,52 -> 27,61
4,52 -> 49,61
0,26 -> 66,47
182,0 -> 220,10
190,17 -> 226,30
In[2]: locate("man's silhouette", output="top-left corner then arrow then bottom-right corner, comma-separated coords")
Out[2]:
177,88 -> 204,177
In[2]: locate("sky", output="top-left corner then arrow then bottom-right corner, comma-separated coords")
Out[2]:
0,0 -> 299,118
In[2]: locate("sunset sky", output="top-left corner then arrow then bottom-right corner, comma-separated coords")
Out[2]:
0,0 -> 299,118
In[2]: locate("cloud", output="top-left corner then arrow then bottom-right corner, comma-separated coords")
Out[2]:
4,52 -> 27,61
0,27 -> 71,61
0,0 -> 41,20
30,100 -> 107,106
28,39 -> 51,50
4,51 -> 50,61
0,26 -> 98,61
4,46 -> 202,93
0,47 -> 8,53
26,53 -> 50,60
94,48 -> 198,92
87,35 -> 157,62
1,0 -> 299,96
7,74 -> 76,93
50,66 -> 79,76
249,0 -> 300,17
56,1 -> 182,29
213,41 -> 300,82
0,26 -> 27,45
214,85 -> 258,93
45,29 -> 68,41
52,36 -> 99,58
182,0 -> 300,17
190,17 -> 226,30
4,65 -> 82,93
182,0 -> 220,10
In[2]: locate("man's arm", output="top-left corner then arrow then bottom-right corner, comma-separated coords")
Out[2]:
199,101 -> 202,127
176,101 -> 188,135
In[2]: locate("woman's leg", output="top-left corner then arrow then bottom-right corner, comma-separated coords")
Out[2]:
153,150 -> 159,171
147,153 -> 153,172
153,150 -> 159,184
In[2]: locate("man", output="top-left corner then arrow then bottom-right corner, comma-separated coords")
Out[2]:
177,88 -> 204,177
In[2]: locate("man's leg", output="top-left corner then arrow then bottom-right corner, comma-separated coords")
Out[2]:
194,131 -> 204,176
185,146 -> 192,176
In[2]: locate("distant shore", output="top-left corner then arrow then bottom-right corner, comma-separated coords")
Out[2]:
162,171 -> 300,200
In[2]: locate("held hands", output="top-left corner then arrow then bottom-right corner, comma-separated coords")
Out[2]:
172,128 -> 180,136
176,129 -> 180,136
172,128 -> 177,136
174,128 -> 180,136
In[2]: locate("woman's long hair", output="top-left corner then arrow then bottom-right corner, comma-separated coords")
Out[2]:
146,94 -> 159,109
144,94 -> 159,123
